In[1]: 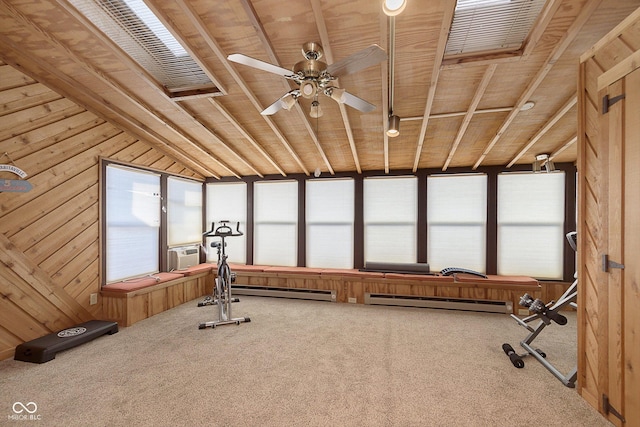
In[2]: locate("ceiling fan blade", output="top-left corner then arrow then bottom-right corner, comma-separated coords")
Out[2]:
261,90 -> 300,115
341,91 -> 376,113
227,53 -> 293,78
326,45 -> 387,77
261,98 -> 286,116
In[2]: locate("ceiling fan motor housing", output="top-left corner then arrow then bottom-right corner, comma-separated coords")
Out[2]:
293,59 -> 328,80
294,55 -> 330,99
294,42 -> 332,96
301,42 -> 323,60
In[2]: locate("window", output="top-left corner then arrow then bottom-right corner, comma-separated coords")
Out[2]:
254,180 -> 298,266
306,179 -> 355,268
363,176 -> 417,263
446,0 -> 546,56
206,182 -> 247,264
103,163 -> 573,281
427,174 -> 487,272
105,164 -> 160,282
497,172 -> 565,279
70,0 -> 222,98
167,177 -> 202,247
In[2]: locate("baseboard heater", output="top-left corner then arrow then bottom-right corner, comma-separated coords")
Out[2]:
364,293 -> 513,314
232,285 -> 336,302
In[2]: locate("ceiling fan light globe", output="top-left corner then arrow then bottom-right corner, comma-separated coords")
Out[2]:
300,81 -> 317,99
281,93 -> 297,110
310,101 -> 323,118
383,0 -> 407,16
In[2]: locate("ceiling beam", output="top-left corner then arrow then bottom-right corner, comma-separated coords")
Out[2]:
401,106 -> 513,121
175,0 -> 309,175
310,0 -> 357,174
472,0 -> 603,170
0,41 -> 213,178
237,0 -> 332,175
1,2 -> 222,178
412,3 -> 456,173
177,102 -> 265,178
141,2 -> 279,177
54,0 -> 239,177
550,135 -> 578,160
580,6 -> 640,63
521,0 -> 564,60
208,98 -> 286,177
134,3 -> 274,177
442,63 -> 497,171
441,50 -> 522,70
140,0 -> 227,96
507,95 -> 577,167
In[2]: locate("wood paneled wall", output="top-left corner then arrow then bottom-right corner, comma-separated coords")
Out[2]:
0,61 -> 202,361
577,7 -> 640,424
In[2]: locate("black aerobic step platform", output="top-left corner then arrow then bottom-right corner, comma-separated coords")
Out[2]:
14,320 -> 118,364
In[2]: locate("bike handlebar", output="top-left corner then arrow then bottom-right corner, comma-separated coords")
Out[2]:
203,220 -> 243,238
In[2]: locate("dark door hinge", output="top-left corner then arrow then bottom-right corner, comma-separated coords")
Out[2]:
603,394 -> 626,423
602,93 -> 626,114
602,254 -> 625,272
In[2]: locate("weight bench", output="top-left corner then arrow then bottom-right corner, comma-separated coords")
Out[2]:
14,320 -> 118,364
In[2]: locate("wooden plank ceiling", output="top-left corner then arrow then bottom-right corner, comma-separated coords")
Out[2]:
1,0 -> 638,179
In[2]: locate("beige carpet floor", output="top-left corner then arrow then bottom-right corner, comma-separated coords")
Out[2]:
0,296 -> 609,426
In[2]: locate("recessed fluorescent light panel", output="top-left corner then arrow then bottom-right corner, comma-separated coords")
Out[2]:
446,0 -> 546,56
70,0 -> 221,98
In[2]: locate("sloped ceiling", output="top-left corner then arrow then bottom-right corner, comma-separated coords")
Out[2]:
1,0 -> 639,179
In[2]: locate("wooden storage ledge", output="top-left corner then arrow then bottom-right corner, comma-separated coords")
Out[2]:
99,263 -> 572,326
229,264 -> 571,314
100,265 -> 215,327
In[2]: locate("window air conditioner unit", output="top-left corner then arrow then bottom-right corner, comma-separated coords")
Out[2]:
168,245 -> 200,270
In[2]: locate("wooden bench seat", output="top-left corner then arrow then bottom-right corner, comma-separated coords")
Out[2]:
179,263 -> 217,276
100,265 -> 215,327
99,263 -> 569,324
100,272 -> 185,293
228,264 -> 548,314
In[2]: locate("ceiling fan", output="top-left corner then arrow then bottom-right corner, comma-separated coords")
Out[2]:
227,42 -> 387,117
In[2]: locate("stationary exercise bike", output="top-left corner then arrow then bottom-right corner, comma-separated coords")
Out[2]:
197,220 -> 250,329
502,231 -> 578,387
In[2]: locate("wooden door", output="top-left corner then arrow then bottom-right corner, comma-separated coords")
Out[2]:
621,67 -> 640,427
598,66 -> 640,427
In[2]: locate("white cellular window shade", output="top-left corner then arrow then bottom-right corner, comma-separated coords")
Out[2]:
364,176 -> 417,263
206,182 -> 247,264
69,0 -> 220,96
105,165 -> 160,282
167,177 -> 202,247
446,0 -> 546,56
254,180 -> 298,266
497,172 -> 565,279
427,174 -> 487,272
306,179 -> 355,268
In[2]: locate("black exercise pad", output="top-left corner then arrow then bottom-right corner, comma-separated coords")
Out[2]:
14,320 -> 118,364
361,261 -> 431,275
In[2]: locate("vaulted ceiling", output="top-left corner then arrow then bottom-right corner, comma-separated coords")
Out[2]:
1,0 -> 638,179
